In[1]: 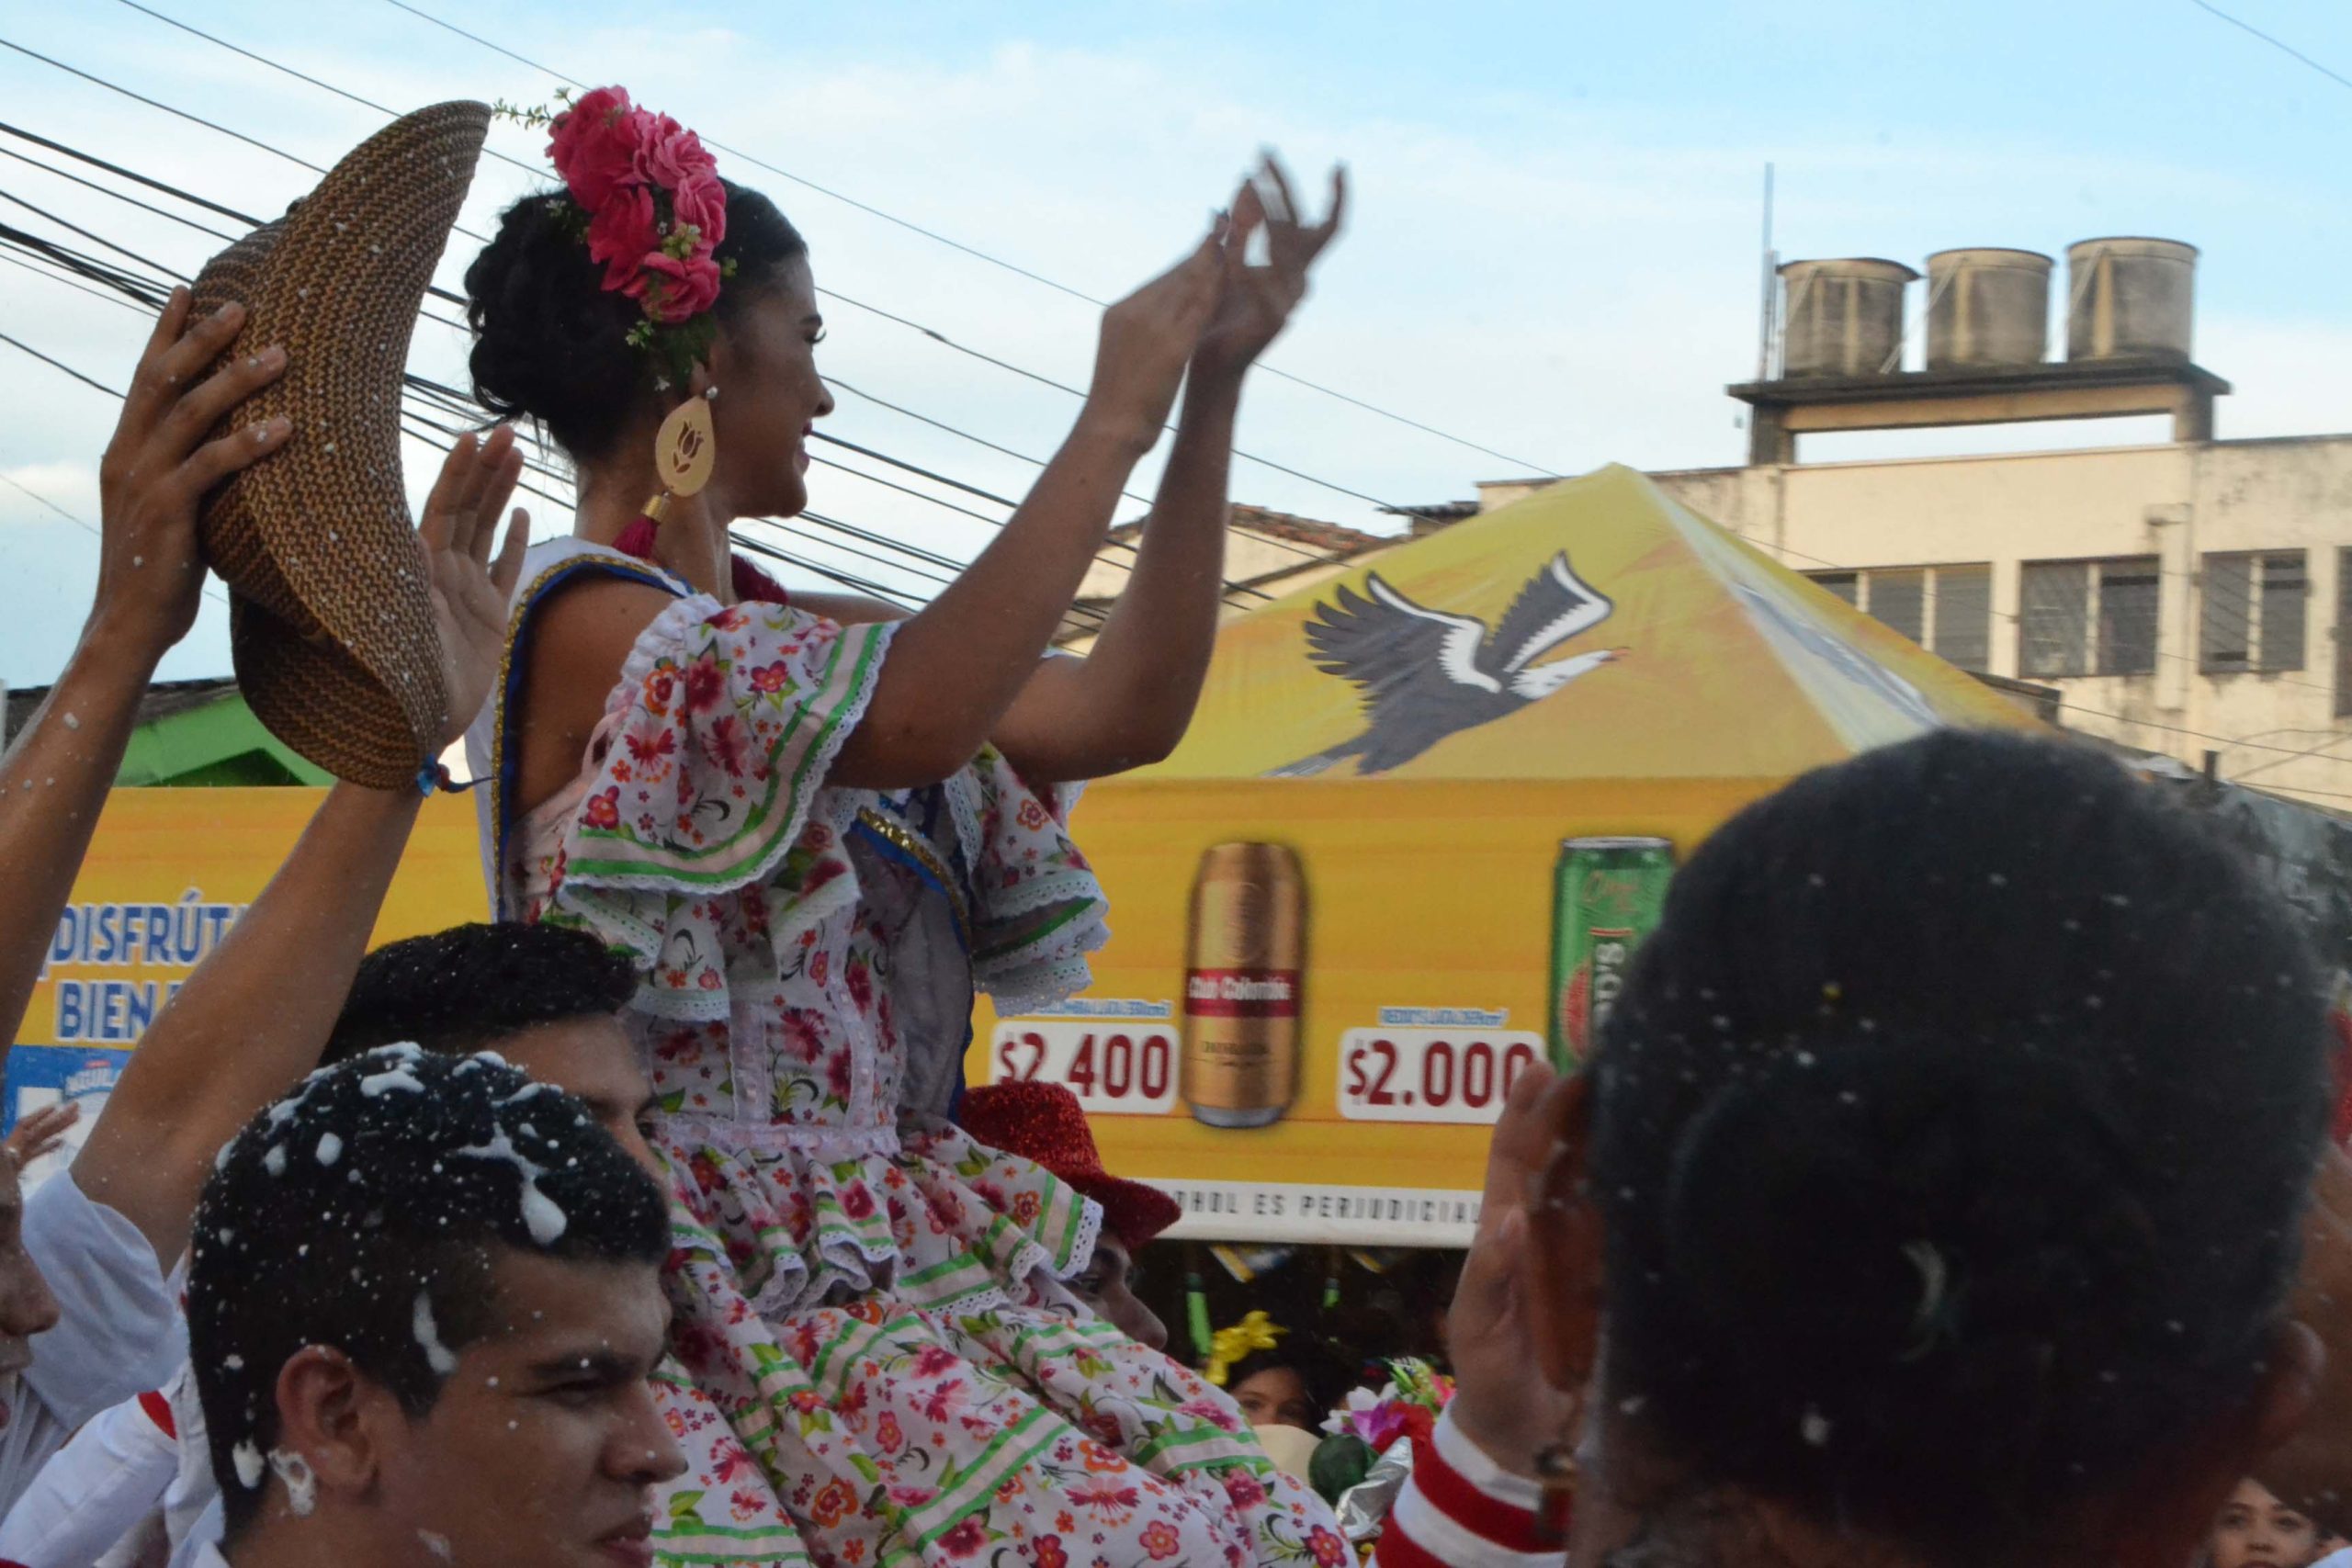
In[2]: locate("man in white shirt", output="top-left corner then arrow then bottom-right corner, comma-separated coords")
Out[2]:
0,288 -> 524,1521
181,1046 -> 683,1568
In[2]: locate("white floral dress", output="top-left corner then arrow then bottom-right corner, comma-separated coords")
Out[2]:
469,538 -> 1342,1568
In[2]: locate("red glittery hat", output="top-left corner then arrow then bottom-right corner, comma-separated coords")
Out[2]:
959,1081 -> 1182,1249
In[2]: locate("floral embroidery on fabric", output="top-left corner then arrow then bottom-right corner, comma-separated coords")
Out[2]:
488,541 -> 1333,1568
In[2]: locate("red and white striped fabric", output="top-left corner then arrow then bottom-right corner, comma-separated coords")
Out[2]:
1371,1411 -> 1565,1568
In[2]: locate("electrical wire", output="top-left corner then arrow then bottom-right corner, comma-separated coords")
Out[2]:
371,0 -> 1567,478
2186,0 -> 2352,93
0,469 -> 232,609
2,117 -> 1349,591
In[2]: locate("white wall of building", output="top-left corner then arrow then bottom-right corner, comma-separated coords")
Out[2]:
1482,434 -> 2352,807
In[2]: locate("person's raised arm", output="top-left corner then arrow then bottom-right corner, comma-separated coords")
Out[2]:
995,160 -> 1345,783
820,221 -> 1227,788
0,289 -> 290,1048
70,429 -> 527,1261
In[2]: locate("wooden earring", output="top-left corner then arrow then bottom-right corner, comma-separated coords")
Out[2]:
645,386 -> 718,523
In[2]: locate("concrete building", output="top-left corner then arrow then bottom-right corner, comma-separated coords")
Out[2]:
1054,504 -> 1390,650
1446,239 -> 2352,809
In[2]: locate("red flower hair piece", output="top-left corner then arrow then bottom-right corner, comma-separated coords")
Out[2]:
510,85 -> 734,389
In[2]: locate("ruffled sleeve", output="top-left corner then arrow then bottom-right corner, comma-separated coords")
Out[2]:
550,592 -> 894,975
956,747 -> 1111,1018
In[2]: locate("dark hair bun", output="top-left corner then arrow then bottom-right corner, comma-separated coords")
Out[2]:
464,194 -> 643,459
1590,730 -> 2329,1556
464,181 -> 808,461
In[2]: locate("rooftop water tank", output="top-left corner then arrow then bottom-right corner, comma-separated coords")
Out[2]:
2066,238 -> 2198,363
1925,248 -> 2052,370
1779,257 -> 1917,378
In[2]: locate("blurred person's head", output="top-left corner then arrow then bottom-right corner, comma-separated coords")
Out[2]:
956,1081 -> 1180,1352
2212,1474 -> 2327,1568
323,921 -> 656,1176
1216,1323 -> 1354,1435
0,1156 -> 61,1408
188,1046 -> 680,1568
1524,730 -> 2332,1568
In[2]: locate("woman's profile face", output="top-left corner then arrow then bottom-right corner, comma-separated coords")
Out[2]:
1231,1364 -> 1317,1431
2212,1477 -> 2324,1568
710,254 -> 831,519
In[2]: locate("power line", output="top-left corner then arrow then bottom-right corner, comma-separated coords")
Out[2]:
2186,0 -> 2352,94
372,0 -> 1564,477
36,13 -> 1406,515
7,103 -> 1356,591
0,38 -> 325,176
0,470 -> 232,609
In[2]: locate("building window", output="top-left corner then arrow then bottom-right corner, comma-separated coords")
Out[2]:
2019,556 -> 2160,678
2098,558 -> 2159,676
2203,550 -> 2307,674
1932,564 -> 1991,671
1802,564 -> 1994,671
2337,550 -> 2352,717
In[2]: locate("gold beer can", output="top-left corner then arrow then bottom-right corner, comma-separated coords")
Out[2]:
1181,841 -> 1305,1129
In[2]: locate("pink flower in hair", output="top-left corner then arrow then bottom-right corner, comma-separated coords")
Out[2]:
548,85 -> 645,211
630,252 -> 725,324
672,171 -> 729,250
635,114 -> 719,194
584,183 -> 658,291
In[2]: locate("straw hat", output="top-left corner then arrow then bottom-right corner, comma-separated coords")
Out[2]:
958,1081 -> 1182,1249
188,101 -> 491,789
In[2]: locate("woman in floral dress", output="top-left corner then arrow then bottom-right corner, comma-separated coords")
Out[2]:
460,88 -> 1350,1568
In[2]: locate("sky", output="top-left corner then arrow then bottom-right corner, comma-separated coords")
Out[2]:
4,0 -> 2352,687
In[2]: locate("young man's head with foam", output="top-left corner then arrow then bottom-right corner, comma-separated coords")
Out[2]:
187,1046 -> 682,1568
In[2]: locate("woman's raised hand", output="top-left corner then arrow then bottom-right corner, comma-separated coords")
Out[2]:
417,424 -> 529,747
1082,216 -> 1229,452
1193,154 -> 1346,384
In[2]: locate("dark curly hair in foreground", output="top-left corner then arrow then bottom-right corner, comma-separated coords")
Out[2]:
1590,728 -> 2330,1564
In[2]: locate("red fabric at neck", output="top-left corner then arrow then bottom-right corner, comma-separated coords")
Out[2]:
612,515 -> 790,607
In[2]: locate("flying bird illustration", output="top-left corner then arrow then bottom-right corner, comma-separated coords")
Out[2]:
1272,551 -> 1627,776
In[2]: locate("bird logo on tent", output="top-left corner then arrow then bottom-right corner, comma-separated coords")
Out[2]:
1272,551 -> 1628,776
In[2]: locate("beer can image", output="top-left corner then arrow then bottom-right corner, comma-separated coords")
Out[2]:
1181,841 -> 1306,1128
1549,837 -> 1674,1071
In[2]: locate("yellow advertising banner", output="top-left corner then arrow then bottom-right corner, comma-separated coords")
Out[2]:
13,469 -> 2033,1237
6,792 -> 484,1185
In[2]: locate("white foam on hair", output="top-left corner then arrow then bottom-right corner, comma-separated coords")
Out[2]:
413,1290 -> 459,1375
232,1440 -> 265,1489
315,1133 -> 343,1168
450,1127 -> 567,1246
360,1065 -> 426,1098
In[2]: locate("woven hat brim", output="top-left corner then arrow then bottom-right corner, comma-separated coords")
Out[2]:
191,100 -> 490,786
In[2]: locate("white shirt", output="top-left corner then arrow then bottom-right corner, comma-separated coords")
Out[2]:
0,1359 -> 213,1568
0,1169 -> 179,1518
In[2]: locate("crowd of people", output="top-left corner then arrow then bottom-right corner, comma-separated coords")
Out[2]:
0,85 -> 2346,1568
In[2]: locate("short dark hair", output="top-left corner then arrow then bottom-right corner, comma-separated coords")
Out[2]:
188,1046 -> 667,1535
466,178 -> 809,459
1591,729 -> 2330,1562
322,921 -> 635,1065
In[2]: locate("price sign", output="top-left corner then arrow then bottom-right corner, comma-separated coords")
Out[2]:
989,1021 -> 1178,1116
1337,1029 -> 1544,1124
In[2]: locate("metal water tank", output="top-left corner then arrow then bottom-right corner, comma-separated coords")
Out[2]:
1779,258 -> 1917,378
2066,238 -> 2197,362
1925,248 -> 2051,370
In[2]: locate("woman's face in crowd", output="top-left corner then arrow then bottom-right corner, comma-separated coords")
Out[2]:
2212,1477 -> 2325,1568
709,255 -> 831,520
1232,1364 -> 1317,1431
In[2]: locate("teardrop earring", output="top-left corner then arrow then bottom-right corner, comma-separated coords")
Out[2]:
644,384 -> 718,523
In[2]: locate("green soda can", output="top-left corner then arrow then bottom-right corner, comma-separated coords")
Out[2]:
1549,837 -> 1675,1070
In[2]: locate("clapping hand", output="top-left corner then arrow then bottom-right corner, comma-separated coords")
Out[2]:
1192,154 -> 1346,384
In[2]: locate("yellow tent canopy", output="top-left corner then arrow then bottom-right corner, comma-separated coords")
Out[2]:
968,466 -> 2038,1245
1147,463 -> 2030,784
